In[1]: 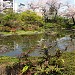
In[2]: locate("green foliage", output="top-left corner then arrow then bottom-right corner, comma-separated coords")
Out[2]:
1,10 -> 75,32
0,10 -> 75,32
72,26 -> 75,29
22,65 -> 29,74
44,16 -> 75,29
44,23 -> 54,29
56,59 -> 64,67
2,26 -> 11,32
1,52 -> 75,75
1,13 -> 20,27
20,10 -> 44,27
0,13 -> 4,24
3,8 -> 13,14
0,56 -> 19,64
44,22 -> 62,29
56,16 -> 65,24
0,10 -> 44,32
60,52 -> 75,75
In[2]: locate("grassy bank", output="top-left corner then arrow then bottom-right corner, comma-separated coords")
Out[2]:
0,56 -> 19,65
0,30 -> 44,36
61,52 -> 75,75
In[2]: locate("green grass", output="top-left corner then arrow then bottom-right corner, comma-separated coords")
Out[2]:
16,30 -> 43,35
28,52 -> 75,75
0,31 -> 13,36
0,56 -> 19,64
0,30 -> 43,36
60,52 -> 75,75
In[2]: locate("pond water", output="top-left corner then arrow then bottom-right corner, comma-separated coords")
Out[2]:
0,29 -> 75,57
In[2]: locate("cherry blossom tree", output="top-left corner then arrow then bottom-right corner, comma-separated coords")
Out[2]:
46,0 -> 63,21
64,5 -> 75,25
28,1 -> 39,11
28,0 -> 63,22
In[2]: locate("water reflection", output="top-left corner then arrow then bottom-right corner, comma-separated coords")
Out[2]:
0,34 -> 43,56
30,31 -> 75,56
0,30 -> 75,57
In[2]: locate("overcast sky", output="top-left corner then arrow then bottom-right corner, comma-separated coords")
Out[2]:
14,0 -> 74,11
16,0 -> 74,5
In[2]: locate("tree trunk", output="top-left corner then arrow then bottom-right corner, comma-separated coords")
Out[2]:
72,16 -> 75,25
54,10 -> 57,22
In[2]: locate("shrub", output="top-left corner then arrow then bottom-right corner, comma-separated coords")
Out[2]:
1,13 -> 20,28
56,59 -> 64,68
2,26 -> 11,32
20,10 -> 44,27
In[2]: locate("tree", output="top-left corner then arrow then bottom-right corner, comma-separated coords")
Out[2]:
20,10 -> 44,27
28,0 -> 63,22
46,0 -> 62,21
0,13 -> 4,24
64,5 -> 75,25
28,2 -> 39,11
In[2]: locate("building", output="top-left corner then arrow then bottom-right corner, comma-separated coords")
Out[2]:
0,0 -> 3,12
13,0 -> 18,12
0,0 -> 13,13
0,0 -> 26,13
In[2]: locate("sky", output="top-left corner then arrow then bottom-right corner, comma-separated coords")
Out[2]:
15,0 -> 75,10
14,0 -> 75,12
16,0 -> 33,5
74,0 -> 75,4
67,0 -> 74,4
16,0 -> 74,5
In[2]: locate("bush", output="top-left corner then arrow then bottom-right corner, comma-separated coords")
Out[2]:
56,59 -> 64,68
20,10 -> 44,27
2,26 -> 11,32
44,23 -> 53,29
1,13 -> 20,28
0,11 -> 44,31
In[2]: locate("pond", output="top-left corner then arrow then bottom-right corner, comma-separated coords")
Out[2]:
0,29 -> 75,57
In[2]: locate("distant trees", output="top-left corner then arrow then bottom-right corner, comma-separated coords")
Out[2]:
28,0 -> 63,22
